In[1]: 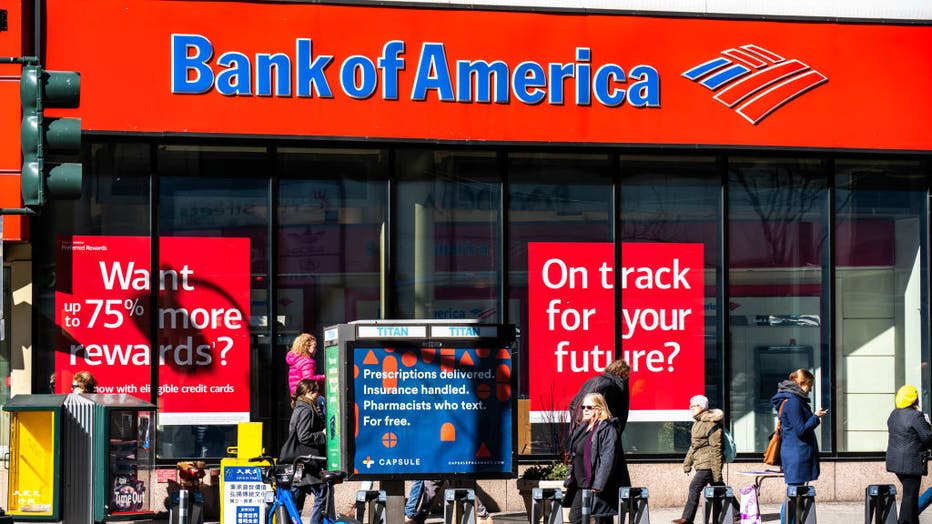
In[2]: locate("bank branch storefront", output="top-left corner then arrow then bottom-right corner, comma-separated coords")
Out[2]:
23,0 -> 932,502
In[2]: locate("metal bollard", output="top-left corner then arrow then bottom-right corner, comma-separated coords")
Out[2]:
530,487 -> 564,524
702,486 -> 736,524
864,485 -> 897,524
786,485 -> 817,524
355,489 -> 388,524
444,488 -> 477,524
618,487 -> 650,524
580,489 -> 592,524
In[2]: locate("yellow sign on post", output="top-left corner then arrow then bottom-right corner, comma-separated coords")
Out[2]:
220,422 -> 271,524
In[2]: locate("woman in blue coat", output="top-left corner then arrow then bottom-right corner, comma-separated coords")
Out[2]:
886,384 -> 932,524
770,369 -> 828,486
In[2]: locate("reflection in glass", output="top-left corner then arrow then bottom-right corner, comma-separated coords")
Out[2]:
835,161 -> 928,451
727,158 -> 831,453
507,152 -> 611,455
620,157 -> 720,454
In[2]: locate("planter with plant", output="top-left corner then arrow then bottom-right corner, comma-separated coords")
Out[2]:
516,460 -> 572,520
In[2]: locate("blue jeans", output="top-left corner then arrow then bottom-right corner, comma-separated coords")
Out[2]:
920,486 -> 932,514
405,480 -> 424,518
292,482 -> 330,524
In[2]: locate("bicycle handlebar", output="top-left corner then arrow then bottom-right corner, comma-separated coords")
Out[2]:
249,454 -> 327,466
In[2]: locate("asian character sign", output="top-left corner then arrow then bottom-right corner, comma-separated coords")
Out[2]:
528,242 -> 705,421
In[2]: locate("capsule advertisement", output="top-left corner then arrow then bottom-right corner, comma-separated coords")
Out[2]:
325,322 -> 516,479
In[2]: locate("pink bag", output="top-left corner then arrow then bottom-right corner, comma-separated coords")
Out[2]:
739,486 -> 761,524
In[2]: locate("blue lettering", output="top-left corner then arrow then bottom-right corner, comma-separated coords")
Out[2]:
171,34 -> 214,94
628,65 -> 661,107
341,55 -> 378,99
411,43 -> 454,101
575,47 -> 591,106
593,64 -> 625,107
451,327 -> 479,337
456,60 -> 509,103
256,53 -> 292,97
296,38 -> 334,98
216,52 -> 252,96
378,40 -> 406,100
512,62 -> 546,104
548,62 -> 575,105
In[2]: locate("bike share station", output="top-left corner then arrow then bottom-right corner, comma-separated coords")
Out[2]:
324,320 -> 517,524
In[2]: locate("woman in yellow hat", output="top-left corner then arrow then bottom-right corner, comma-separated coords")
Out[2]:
886,384 -> 932,524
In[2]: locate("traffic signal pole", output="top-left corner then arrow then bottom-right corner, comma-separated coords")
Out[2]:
0,55 -> 83,213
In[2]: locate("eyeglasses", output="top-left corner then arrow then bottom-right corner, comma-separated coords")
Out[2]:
582,405 -> 597,410
72,383 -> 81,390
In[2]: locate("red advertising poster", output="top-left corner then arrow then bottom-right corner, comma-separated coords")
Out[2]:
55,235 -> 251,424
528,242 -> 704,421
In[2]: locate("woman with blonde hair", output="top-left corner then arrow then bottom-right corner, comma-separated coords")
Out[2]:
563,392 -> 621,524
287,333 -> 325,394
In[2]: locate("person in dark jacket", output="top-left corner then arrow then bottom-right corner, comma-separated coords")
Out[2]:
288,379 -> 328,524
673,395 -> 729,524
568,359 -> 631,486
564,392 -> 622,524
886,384 -> 932,524
771,369 -> 827,524
770,369 -> 827,486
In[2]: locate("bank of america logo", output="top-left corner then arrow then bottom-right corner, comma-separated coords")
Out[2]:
682,44 -> 827,125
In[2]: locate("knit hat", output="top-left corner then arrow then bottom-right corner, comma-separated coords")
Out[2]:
690,394 -> 709,410
896,385 -> 919,409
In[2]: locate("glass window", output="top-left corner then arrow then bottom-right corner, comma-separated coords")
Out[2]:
507,152 -> 612,455
392,150 -> 500,320
157,145 -> 268,458
275,147 -> 388,442
835,160 -> 928,451
35,142 -> 151,396
620,156 -> 721,454
727,157 -> 831,453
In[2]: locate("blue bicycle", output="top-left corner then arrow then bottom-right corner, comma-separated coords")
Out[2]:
250,454 -> 362,524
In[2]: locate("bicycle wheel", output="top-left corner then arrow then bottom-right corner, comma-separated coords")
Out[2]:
334,515 -> 364,524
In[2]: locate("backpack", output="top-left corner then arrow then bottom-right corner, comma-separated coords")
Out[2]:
707,424 -> 737,463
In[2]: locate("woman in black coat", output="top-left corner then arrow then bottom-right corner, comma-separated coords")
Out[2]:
286,379 -> 328,524
564,392 -> 622,524
886,384 -> 932,524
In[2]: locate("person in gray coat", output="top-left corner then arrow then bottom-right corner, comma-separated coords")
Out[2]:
886,384 -> 932,524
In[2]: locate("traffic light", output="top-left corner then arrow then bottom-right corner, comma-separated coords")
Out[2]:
20,64 -> 82,207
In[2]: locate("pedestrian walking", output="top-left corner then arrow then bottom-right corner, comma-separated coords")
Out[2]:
770,368 -> 827,524
672,394 -> 736,524
886,384 -> 932,524
564,392 -> 622,524
568,358 -> 631,486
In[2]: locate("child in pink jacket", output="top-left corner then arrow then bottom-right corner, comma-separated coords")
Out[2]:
287,333 -> 325,394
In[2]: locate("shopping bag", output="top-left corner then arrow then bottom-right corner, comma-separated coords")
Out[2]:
739,486 -> 761,524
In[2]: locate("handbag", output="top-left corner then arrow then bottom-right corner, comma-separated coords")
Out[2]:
762,400 -> 787,466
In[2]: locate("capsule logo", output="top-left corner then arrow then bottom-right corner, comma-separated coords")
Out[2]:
682,44 -> 827,124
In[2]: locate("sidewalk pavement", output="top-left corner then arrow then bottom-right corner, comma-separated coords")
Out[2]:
467,500 -> 932,523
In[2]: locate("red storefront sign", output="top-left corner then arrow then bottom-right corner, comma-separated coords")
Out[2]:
528,242 -> 704,420
43,0 -> 932,151
55,236 -> 250,424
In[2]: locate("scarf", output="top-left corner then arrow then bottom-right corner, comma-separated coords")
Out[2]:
777,379 -> 811,403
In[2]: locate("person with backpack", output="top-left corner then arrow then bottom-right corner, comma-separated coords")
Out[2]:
568,359 -> 631,486
673,394 -> 737,524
